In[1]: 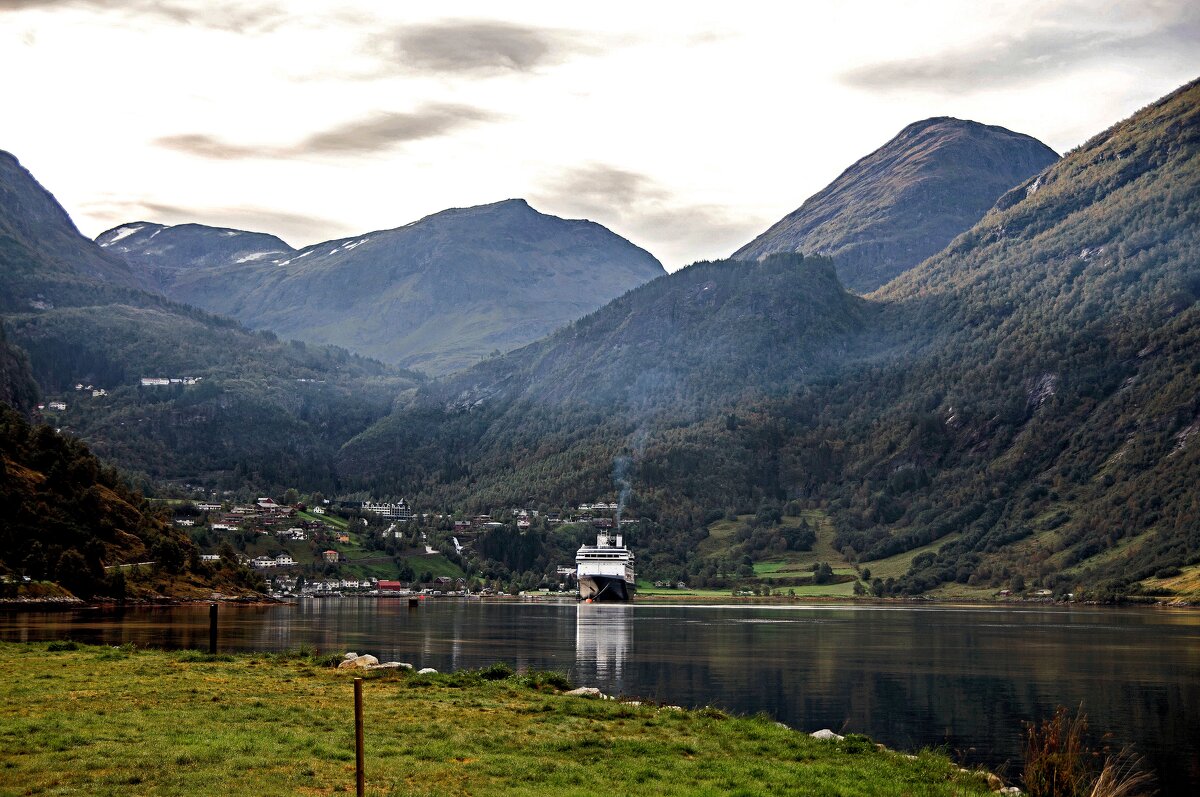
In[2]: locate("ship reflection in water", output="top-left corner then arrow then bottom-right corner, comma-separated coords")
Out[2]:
575,603 -> 632,687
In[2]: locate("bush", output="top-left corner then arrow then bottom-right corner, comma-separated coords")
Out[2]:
46,640 -> 79,652
480,661 -> 515,680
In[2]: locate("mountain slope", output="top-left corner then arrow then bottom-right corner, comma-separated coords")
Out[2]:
100,200 -> 666,375
336,78 -> 1200,600
0,323 -> 38,416
733,118 -> 1059,293
0,150 -> 418,491
0,403 -> 262,599
1,152 -> 143,312
335,252 -> 874,509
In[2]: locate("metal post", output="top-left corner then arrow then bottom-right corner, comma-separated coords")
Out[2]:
208,603 -> 217,654
354,677 -> 365,797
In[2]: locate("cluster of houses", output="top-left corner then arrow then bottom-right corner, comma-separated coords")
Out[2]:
140,376 -> 203,387
73,383 -> 108,397
263,575 -> 478,598
203,497 -> 300,532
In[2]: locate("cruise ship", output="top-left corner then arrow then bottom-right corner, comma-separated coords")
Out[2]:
575,529 -> 636,601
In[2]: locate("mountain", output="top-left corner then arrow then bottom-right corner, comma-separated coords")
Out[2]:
98,199 -> 666,375
96,221 -> 292,294
337,78 -> 1200,600
0,149 -> 418,492
733,118 -> 1059,293
335,252 -> 872,504
1,152 -> 142,311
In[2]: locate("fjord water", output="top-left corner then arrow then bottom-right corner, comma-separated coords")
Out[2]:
4,601 -> 1198,792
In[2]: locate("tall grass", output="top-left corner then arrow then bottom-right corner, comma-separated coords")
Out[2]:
1023,707 -> 1154,797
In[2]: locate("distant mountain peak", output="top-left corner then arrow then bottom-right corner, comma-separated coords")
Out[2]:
100,199 -> 665,374
733,118 -> 1059,293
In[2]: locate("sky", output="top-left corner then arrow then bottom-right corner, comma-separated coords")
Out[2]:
1,1 -> 1197,271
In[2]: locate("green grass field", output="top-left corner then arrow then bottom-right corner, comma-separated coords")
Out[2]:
0,642 -> 997,796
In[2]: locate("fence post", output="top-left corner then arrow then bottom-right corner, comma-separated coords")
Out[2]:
354,677 -> 365,797
208,603 -> 217,654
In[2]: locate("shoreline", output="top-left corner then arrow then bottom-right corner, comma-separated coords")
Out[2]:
0,641 -> 1005,796
3,592 -> 1195,613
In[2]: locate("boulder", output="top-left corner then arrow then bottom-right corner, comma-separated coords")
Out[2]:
417,667 -> 438,675
565,687 -> 603,698
370,661 -> 413,670
809,729 -> 844,741
343,652 -> 358,661
337,654 -> 379,670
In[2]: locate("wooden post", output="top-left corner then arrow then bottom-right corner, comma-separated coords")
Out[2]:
354,677 -> 365,797
208,603 -> 217,654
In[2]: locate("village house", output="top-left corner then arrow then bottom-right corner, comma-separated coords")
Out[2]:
274,553 -> 295,567
251,556 -> 276,569
197,503 -> 222,512
322,550 -> 339,563
199,554 -> 220,563
311,506 -> 326,515
47,401 -> 66,411
174,518 -> 194,527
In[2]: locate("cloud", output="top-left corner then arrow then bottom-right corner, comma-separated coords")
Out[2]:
533,164 -> 762,271
384,19 -> 591,75
0,0 -> 288,32
155,104 -> 498,160
842,3 -> 1200,93
80,197 -> 355,246
301,105 -> 497,154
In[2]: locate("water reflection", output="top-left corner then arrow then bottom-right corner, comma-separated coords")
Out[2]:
3,601 -> 1198,793
575,603 -> 631,685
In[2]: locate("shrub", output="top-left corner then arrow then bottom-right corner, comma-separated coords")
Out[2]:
480,661 -> 515,680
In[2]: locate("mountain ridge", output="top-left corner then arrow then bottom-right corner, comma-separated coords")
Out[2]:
733,117 -> 1059,293
98,198 -> 666,375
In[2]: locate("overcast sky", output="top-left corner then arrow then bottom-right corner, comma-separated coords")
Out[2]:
2,1 -> 1197,270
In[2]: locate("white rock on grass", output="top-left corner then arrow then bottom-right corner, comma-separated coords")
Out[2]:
565,686 -> 604,698
343,652 -> 358,661
809,729 -> 844,741
337,654 -> 379,670
417,667 -> 438,675
370,662 -> 413,670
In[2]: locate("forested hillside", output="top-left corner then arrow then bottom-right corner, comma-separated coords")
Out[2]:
335,253 -> 872,506
0,403 -> 261,599
338,78 -> 1200,599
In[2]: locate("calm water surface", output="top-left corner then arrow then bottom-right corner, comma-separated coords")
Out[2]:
4,600 -> 1198,793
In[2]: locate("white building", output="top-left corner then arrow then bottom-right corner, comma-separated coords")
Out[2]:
362,499 -> 413,521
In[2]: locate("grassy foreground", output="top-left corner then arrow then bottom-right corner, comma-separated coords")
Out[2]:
0,642 -> 996,797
